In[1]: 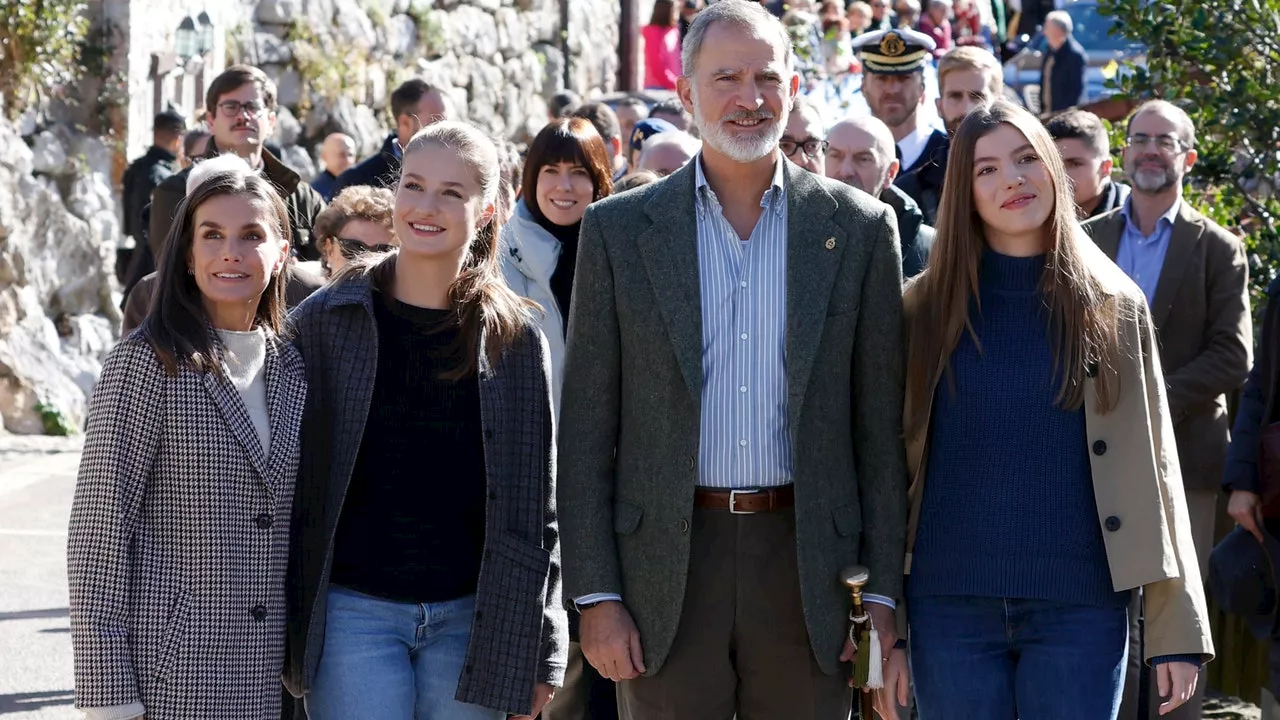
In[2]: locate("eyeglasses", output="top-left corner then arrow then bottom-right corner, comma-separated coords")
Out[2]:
780,138 -> 829,159
217,99 -> 268,118
1126,133 -> 1188,154
335,237 -> 396,258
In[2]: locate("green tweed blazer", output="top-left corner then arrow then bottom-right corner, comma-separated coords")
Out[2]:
557,158 -> 909,676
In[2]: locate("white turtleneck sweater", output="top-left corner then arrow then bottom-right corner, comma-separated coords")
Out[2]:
217,327 -> 271,454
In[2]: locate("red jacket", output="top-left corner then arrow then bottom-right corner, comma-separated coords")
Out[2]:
918,16 -> 954,57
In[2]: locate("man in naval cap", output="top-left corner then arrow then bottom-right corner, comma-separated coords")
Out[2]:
852,28 -> 949,224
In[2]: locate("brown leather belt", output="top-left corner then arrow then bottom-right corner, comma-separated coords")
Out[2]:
693,485 -> 795,514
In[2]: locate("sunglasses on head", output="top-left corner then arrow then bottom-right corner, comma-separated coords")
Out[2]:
334,237 -> 396,258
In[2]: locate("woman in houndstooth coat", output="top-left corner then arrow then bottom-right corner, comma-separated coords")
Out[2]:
67,159 -> 306,720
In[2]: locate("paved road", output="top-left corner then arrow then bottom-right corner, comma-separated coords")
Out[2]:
0,435 -> 82,719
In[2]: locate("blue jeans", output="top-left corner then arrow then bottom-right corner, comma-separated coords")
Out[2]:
909,596 -> 1128,720
305,586 -> 504,720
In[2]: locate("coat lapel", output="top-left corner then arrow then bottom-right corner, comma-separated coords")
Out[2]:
635,165 -> 704,401
263,339 -> 306,488
1149,204 -> 1203,328
783,164 -> 843,429
203,359 -> 272,485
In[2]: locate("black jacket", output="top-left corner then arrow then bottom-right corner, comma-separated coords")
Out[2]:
1041,37 -> 1088,113
1224,275 -> 1280,503
894,129 -> 948,226
1087,179 -> 1131,220
148,140 -> 326,262
881,184 -> 935,279
333,133 -> 401,194
121,146 -> 178,243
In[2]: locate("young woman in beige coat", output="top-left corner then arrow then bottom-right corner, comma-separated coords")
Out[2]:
878,100 -> 1212,720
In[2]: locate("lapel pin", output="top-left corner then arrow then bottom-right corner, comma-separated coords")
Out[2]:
825,237 -> 837,250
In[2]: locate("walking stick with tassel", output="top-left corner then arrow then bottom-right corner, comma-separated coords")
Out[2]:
841,565 -> 884,720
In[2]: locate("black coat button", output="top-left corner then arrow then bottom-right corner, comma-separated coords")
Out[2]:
1105,516 -> 1122,532
1092,440 -> 1107,456
255,514 -> 272,529
251,605 -> 268,622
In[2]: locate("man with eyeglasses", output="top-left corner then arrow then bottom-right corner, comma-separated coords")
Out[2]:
852,28 -> 949,225
780,95 -> 827,176
825,115 -> 933,278
1084,99 -> 1251,720
122,65 -> 327,334
147,65 -> 325,265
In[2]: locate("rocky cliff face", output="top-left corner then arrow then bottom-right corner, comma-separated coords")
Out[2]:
0,119 -> 120,435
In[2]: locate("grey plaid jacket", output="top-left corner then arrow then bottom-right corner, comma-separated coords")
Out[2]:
284,273 -> 567,716
67,333 -> 306,719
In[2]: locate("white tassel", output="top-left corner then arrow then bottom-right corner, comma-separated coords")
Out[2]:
866,617 -> 884,689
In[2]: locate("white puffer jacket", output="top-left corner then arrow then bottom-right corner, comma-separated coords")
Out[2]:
500,200 -> 568,410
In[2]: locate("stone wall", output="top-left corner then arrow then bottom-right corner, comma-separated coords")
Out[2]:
242,0 -> 620,179
0,119 -> 120,435
109,0 -> 620,174
0,0 -> 619,434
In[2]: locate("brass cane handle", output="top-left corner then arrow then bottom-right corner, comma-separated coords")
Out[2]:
841,564 -> 870,605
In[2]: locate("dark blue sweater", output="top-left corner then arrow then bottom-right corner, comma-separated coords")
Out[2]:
908,250 -> 1130,609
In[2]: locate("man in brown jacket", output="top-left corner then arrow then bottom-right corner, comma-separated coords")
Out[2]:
122,65 -> 324,334
1084,99 -> 1252,720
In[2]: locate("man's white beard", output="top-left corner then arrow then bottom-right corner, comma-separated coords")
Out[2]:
691,87 -> 786,163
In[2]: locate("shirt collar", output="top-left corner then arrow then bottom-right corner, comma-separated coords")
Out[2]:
693,153 -> 787,218
1121,196 -> 1180,234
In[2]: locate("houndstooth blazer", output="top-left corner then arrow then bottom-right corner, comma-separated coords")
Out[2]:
67,332 -> 306,719
284,272 -> 568,716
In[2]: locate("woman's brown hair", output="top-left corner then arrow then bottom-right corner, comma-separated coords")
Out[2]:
905,100 -> 1122,437
143,169 -> 291,377
521,117 -> 614,227
650,0 -> 677,26
346,121 -> 536,379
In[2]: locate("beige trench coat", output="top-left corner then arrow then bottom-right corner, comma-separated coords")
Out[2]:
902,241 -> 1214,663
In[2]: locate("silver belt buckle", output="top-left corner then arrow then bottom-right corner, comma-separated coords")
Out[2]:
729,488 -> 760,514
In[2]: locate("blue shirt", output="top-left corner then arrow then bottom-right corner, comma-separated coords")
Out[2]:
694,156 -> 792,489
1116,198 -> 1179,303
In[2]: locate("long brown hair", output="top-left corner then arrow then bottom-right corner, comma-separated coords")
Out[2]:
143,169 -> 291,377
905,100 -> 1121,437
346,121 -> 536,379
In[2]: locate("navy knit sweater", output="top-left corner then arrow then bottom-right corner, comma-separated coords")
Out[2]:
908,250 -> 1130,609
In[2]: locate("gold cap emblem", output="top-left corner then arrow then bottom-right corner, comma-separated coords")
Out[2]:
880,32 -> 907,57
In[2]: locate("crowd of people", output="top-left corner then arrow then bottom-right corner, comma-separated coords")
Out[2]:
68,0 -> 1272,719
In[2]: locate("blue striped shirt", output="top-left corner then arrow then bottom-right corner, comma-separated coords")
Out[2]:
1117,198 -> 1179,304
694,157 -> 793,489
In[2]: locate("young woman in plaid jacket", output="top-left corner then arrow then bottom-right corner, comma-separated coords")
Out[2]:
286,121 -> 567,719
67,156 -> 306,719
